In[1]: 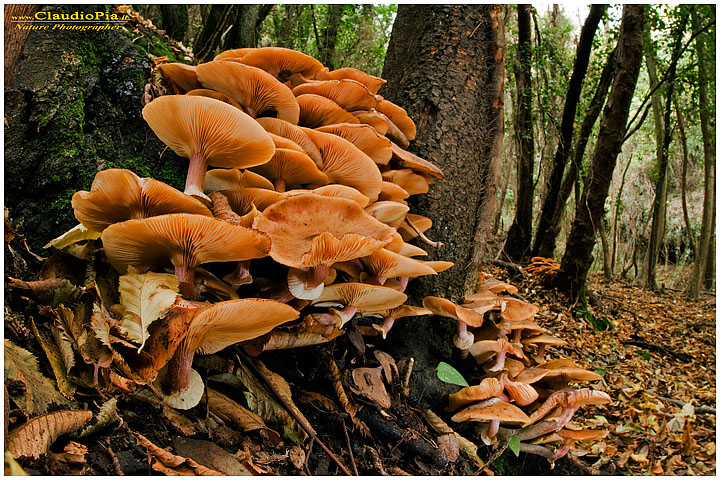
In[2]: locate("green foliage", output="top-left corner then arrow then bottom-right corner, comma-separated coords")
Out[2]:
436,362 -> 469,387
508,435 -> 521,456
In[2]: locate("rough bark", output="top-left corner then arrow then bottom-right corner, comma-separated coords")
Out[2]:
537,47 -> 617,258
5,5 -> 188,251
379,4 -> 504,406
193,5 -> 236,62
313,4 -> 345,70
4,4 -> 41,87
688,8 -> 716,297
223,4 -> 274,50
554,5 -> 645,301
598,217 -> 613,279
611,157 -> 633,273
503,4 -> 534,262
674,97 -> 696,258
158,5 -> 188,42
532,4 -> 605,257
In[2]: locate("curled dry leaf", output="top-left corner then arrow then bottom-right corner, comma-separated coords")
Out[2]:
438,433 -> 460,463
289,445 -> 306,470
373,350 -> 398,383
117,271 -> 180,350
29,317 -> 76,398
206,388 -> 277,439
423,409 -> 486,470
50,440 -> 88,464
296,390 -> 339,412
174,437 -> 254,476
78,397 -> 118,438
350,367 -> 392,409
6,409 -> 93,459
7,277 -> 81,309
4,339 -> 74,416
133,432 -> 226,475
237,360 -> 312,443
43,223 -> 101,250
241,321 -> 344,355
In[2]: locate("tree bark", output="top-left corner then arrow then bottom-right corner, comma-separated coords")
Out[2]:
314,4 -> 345,70
193,5 -> 236,62
598,216 -> 613,279
503,4 -> 534,262
688,8 -> 716,297
158,5 -> 188,42
223,4 -> 274,50
4,4 -> 41,88
532,4 -> 605,258
380,3 -> 505,407
611,156 -> 632,273
554,5 -> 645,301
537,47 -> 617,258
674,96 -> 696,258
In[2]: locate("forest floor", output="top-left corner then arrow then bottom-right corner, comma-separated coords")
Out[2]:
5,231 -> 716,476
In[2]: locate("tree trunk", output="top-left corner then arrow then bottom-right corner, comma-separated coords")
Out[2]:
158,5 -> 188,42
532,5 -> 605,257
314,4 -> 345,70
194,5 -> 236,62
598,217 -> 613,279
611,156 -> 633,273
688,8 -> 716,297
537,47 -> 617,258
554,5 -> 645,301
493,145 -> 513,235
223,4 -> 274,50
503,4 -> 534,262
380,4 -> 505,406
4,4 -> 41,88
674,96 -> 696,258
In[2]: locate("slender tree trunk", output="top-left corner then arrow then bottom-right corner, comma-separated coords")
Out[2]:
158,5 -> 188,42
674,96 -> 696,258
599,217 -> 613,279
4,4 -> 41,88
503,4 -> 534,262
314,4 -> 345,70
194,5 -> 236,62
223,5 -> 274,50
687,8 -> 716,297
493,146 -> 513,235
554,5 -> 645,301
611,156 -> 632,273
532,5 -> 605,257
537,47 -> 617,258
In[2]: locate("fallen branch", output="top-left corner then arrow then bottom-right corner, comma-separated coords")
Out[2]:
234,348 -> 352,476
659,397 -> 716,415
622,336 -> 691,362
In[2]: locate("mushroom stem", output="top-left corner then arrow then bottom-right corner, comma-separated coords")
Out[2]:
175,264 -> 198,298
306,265 -> 330,289
337,305 -> 358,327
481,419 -> 501,445
453,321 -> 474,351
273,178 -> 287,193
398,276 -> 410,292
210,191 -> 244,225
405,217 -> 444,248
185,152 -> 209,199
373,314 -> 396,339
367,275 -> 387,286
226,260 -> 252,288
534,343 -> 547,362
165,345 -> 195,394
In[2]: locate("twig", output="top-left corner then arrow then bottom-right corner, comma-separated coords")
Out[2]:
659,396 -> 716,415
483,441 -> 509,471
234,348 -> 352,476
401,357 -> 414,398
100,443 -> 124,476
303,438 -> 314,476
341,417 -> 359,475
405,216 -> 444,248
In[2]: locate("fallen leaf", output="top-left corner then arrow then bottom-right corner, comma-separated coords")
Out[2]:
117,271 -> 180,351
374,350 -> 398,383
206,387 -> 275,437
350,367 -> 391,408
78,397 -> 118,438
438,434 -> 460,462
134,433 -> 225,475
296,390 -> 338,412
174,437 -> 253,476
4,339 -> 73,415
50,440 -> 87,464
288,445 -> 306,470
423,410 -> 486,470
6,409 -> 93,459
29,317 -> 76,398
242,322 -> 344,355
43,223 -> 101,250
7,277 -> 80,309
161,405 -> 196,436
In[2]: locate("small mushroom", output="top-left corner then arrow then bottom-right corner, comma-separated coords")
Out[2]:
236,47 -> 324,83
255,117 -> 323,167
359,248 -> 437,285
468,338 -> 523,372
156,63 -> 199,93
423,296 -> 485,350
451,397 -> 531,445
375,98 -> 416,141
367,304 -> 432,339
249,148 -> 329,192
315,123 -> 392,165
204,168 -> 275,192
521,333 -> 567,363
389,142 -> 444,179
297,94 -> 360,128
293,79 -> 378,111
310,282 -> 407,327
314,67 -> 387,94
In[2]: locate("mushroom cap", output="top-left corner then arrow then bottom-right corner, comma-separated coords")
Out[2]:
464,290 -> 499,304
501,297 -> 540,322
253,194 -> 394,269
218,187 -> 285,215
422,296 -> 485,328
469,338 -> 517,361
514,368 -> 550,384
390,142 -> 444,179
185,88 -> 243,109
310,185 -> 369,208
311,282 -> 407,312
255,117 -> 323,167
268,132 -> 306,153
537,358 -> 577,370
382,169 -> 430,195
214,47 -> 256,61
72,169 -> 212,232
314,67 -> 387,95
451,398 -> 531,425
352,109 -> 389,135
424,260 -> 454,273
378,181 -> 410,202
293,79 -> 377,111
187,298 -> 299,354
504,381 -> 539,406
447,378 -> 504,411
156,63 -> 199,93
297,94 -> 360,128
478,278 -> 519,295
360,248 -> 437,279
196,61 -> 300,123
384,233 -> 427,257
237,47 -> 324,80
521,333 -> 566,347
204,168 -> 275,192
557,428 -> 609,442
367,304 -> 432,319
376,98 -> 416,140
538,367 -> 603,384
364,201 -> 410,228
142,95 -> 275,169
101,213 -> 270,274
249,148 -> 329,189
303,128 -> 383,201
315,123 -> 392,165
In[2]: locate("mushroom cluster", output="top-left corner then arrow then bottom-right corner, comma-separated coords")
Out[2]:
526,256 -> 562,283
427,276 -> 611,462
59,47 -> 448,409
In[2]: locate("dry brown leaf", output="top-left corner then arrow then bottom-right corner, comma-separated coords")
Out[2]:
350,367 -> 391,409
29,317 -> 76,398
288,445 -> 306,470
134,432 -> 226,475
44,223 -> 101,250
161,405 -> 196,436
373,350 -> 398,383
296,390 -> 339,412
174,437 -> 253,476
207,388 -> 267,433
7,277 -> 81,309
7,409 -> 93,459
327,355 -> 370,438
4,339 -> 74,415
437,434 -> 460,463
423,409 -> 486,469
4,451 -> 29,476
50,440 -> 88,464
78,397 -> 118,438
242,322 -> 344,355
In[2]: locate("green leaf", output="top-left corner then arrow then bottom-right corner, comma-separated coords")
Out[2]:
436,362 -> 469,387
594,368 -> 606,376
508,435 -> 521,457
